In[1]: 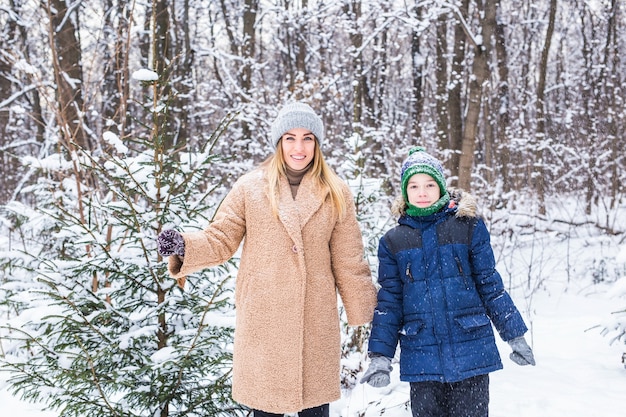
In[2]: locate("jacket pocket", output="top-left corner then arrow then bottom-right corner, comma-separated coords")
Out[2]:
401,320 -> 425,336
451,312 -> 493,343
400,319 -> 437,346
455,314 -> 490,329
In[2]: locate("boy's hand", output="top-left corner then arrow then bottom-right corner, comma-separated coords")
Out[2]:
360,355 -> 392,388
508,336 -> 536,366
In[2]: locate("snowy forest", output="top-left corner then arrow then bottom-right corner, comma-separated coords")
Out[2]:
0,0 -> 625,416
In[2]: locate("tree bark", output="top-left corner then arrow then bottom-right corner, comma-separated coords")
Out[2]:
411,4 -> 425,139
280,0 -> 310,91
534,0 -> 557,215
344,0 -> 364,129
494,0 -> 511,193
447,0 -> 468,184
171,0 -> 193,149
0,3 -> 19,204
362,1 -> 389,177
295,0 -> 309,85
45,0 -> 90,150
239,0 -> 258,142
458,0 -> 497,191
101,0 -> 131,138
604,0 -> 620,209
435,13 -> 449,154
241,0 -> 258,94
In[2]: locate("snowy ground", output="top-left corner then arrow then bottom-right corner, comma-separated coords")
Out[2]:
2,279 -> 624,417
337,281 -> 626,417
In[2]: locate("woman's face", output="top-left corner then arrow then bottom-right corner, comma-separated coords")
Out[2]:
280,128 -> 316,170
406,173 -> 441,208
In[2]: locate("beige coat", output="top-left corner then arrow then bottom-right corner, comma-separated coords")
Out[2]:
168,167 -> 377,413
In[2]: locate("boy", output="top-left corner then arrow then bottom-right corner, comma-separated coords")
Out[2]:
361,147 -> 534,417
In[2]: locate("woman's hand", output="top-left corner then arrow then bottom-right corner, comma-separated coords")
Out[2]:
157,229 -> 185,257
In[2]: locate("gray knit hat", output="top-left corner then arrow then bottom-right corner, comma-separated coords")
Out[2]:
269,102 -> 324,149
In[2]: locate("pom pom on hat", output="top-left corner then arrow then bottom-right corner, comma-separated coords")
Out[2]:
400,146 -> 450,216
270,102 -> 324,149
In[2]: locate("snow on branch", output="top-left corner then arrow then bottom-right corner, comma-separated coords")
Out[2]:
131,68 -> 159,82
439,1 -> 482,49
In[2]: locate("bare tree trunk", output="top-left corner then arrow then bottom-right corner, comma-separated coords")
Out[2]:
483,96 -> 494,185
296,0 -> 309,86
578,1 -> 595,214
45,0 -> 90,151
239,0 -> 258,142
0,2 -> 19,204
494,0 -> 511,193
219,0 -> 238,56
139,3 -> 151,68
372,9 -> 389,125
447,0 -> 469,184
589,0 -> 621,212
153,0 -> 171,78
411,5 -> 425,139
458,0 -> 497,191
102,0 -> 131,138
280,0 -> 310,91
604,0 -> 621,209
344,0 -> 364,130
534,0 -> 557,215
241,0 -> 258,94
171,0 -> 193,148
362,8 -> 387,128
152,0 -> 178,151
435,13 -> 449,155
514,1 -> 536,195
362,1 -> 390,177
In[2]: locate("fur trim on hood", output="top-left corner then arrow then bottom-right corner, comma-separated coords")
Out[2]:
391,187 -> 477,218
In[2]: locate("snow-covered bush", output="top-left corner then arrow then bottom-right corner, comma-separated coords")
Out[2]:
600,245 -> 626,350
337,131 -> 394,391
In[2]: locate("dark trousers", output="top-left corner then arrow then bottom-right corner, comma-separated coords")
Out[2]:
410,374 -> 489,417
253,404 -> 329,417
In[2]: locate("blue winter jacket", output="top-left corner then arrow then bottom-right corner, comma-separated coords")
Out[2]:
368,191 -> 528,383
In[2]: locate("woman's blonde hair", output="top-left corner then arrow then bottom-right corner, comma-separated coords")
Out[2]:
263,139 -> 347,220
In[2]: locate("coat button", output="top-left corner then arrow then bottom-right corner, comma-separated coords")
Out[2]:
292,245 -> 298,253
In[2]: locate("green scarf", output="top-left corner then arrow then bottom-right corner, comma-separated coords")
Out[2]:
405,192 -> 450,217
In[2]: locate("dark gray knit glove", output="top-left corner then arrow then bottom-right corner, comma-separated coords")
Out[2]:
360,355 -> 392,388
157,229 -> 185,257
508,336 -> 536,366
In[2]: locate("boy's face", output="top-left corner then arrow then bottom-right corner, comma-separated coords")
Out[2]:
406,173 -> 441,208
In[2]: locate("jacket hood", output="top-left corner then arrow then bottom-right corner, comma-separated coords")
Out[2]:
391,187 -> 477,218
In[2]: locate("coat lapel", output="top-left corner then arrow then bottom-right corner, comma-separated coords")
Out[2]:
277,172 -> 325,246
294,172 -> 325,228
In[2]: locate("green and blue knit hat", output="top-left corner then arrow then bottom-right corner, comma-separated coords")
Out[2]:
400,146 -> 450,216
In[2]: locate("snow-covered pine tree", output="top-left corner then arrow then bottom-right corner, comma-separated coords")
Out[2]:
0,71 -> 246,416
336,130 -> 393,392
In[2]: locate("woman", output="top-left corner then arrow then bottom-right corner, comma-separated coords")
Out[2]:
158,102 -> 377,417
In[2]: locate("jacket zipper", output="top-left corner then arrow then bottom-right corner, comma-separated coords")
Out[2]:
455,256 -> 470,290
454,256 -> 463,274
406,262 -> 414,282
